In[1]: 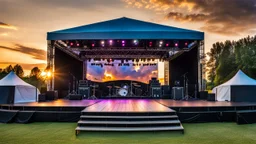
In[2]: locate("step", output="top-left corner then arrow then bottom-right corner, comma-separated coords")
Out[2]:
76,125 -> 184,132
78,120 -> 181,125
80,115 -> 178,119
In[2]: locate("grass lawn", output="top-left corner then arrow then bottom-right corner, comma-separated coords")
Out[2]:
0,122 -> 256,144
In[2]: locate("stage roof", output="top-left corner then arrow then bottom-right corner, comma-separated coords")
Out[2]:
47,17 -> 204,40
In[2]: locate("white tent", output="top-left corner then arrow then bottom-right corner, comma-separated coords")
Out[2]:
0,71 -> 40,103
212,70 -> 256,101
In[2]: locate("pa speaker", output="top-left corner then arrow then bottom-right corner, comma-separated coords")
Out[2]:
78,86 -> 90,98
208,93 -> 216,101
172,87 -> 184,100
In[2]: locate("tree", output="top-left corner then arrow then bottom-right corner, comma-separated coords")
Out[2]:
13,64 -> 24,78
30,67 -> 41,78
4,65 -> 13,73
206,35 -> 256,90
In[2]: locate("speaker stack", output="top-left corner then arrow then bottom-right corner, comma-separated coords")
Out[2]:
78,80 -> 91,99
149,78 -> 162,98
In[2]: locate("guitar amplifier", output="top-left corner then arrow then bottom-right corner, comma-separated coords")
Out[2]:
151,87 -> 162,98
172,87 -> 184,100
78,86 -> 90,98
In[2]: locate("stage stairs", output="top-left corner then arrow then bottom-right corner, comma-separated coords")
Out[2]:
75,110 -> 184,135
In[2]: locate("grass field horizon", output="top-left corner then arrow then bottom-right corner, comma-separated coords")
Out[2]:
1,122 -> 256,144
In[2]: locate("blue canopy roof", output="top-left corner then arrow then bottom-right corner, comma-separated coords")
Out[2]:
47,17 -> 204,40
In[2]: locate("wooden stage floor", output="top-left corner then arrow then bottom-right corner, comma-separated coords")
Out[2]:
83,99 -> 174,113
156,99 -> 256,107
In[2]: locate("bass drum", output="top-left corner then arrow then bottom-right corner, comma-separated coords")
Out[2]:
118,88 -> 128,97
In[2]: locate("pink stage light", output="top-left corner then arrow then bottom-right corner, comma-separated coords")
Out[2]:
70,42 -> 74,46
92,43 -> 95,47
166,43 -> 169,47
122,40 -> 125,44
122,44 -> 125,47
185,42 -> 188,46
76,43 -> 80,46
175,43 -> 178,47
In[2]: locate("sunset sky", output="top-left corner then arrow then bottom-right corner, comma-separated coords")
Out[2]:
0,0 -> 256,82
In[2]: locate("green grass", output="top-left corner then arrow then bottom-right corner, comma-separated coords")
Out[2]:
0,122 -> 256,144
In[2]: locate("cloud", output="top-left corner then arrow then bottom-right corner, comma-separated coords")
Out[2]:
124,0 -> 256,36
0,22 -> 17,30
87,60 -> 157,83
0,44 -> 46,60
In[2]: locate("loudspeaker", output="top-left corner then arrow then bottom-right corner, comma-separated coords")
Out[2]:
208,93 -> 215,101
199,91 -> 208,100
69,94 -> 82,100
46,91 -> 58,100
38,94 -> 46,102
172,87 -> 184,100
151,87 -> 162,98
78,86 -> 90,98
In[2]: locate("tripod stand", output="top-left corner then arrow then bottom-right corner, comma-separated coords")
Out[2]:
181,72 -> 190,100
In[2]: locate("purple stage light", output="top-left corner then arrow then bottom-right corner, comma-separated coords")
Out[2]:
70,42 -> 74,46
175,43 -> 178,47
122,40 -> 125,44
166,43 -> 169,47
122,44 -> 125,47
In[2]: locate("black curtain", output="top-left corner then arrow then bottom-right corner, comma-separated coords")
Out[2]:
0,86 -> 15,104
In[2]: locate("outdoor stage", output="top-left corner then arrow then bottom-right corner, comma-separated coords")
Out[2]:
1,99 -> 256,123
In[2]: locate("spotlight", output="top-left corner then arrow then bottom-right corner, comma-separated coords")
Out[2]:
122,44 -> 125,47
133,40 -> 138,45
101,41 -> 105,44
70,42 -> 74,46
76,43 -> 80,46
122,40 -> 125,44
185,42 -> 188,46
166,43 -> 169,47
92,43 -> 95,47
175,43 -> 178,47
109,40 -> 113,45
159,41 -> 163,45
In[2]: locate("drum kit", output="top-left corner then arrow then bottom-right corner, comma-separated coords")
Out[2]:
108,82 -> 141,97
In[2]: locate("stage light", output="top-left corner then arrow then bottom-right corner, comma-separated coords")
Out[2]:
101,41 -> 105,44
76,43 -> 80,46
92,43 -> 95,47
175,43 -> 178,47
122,40 -> 125,44
133,40 -> 138,45
70,42 -> 74,46
122,44 -> 125,47
166,43 -> 169,47
185,42 -> 188,46
159,44 -> 162,47
159,41 -> 163,45
109,40 -> 113,45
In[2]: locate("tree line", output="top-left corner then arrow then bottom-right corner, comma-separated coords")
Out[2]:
0,65 -> 46,90
206,35 -> 256,89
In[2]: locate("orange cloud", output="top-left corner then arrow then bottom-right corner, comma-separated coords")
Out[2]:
0,22 -> 17,30
123,0 -> 256,36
